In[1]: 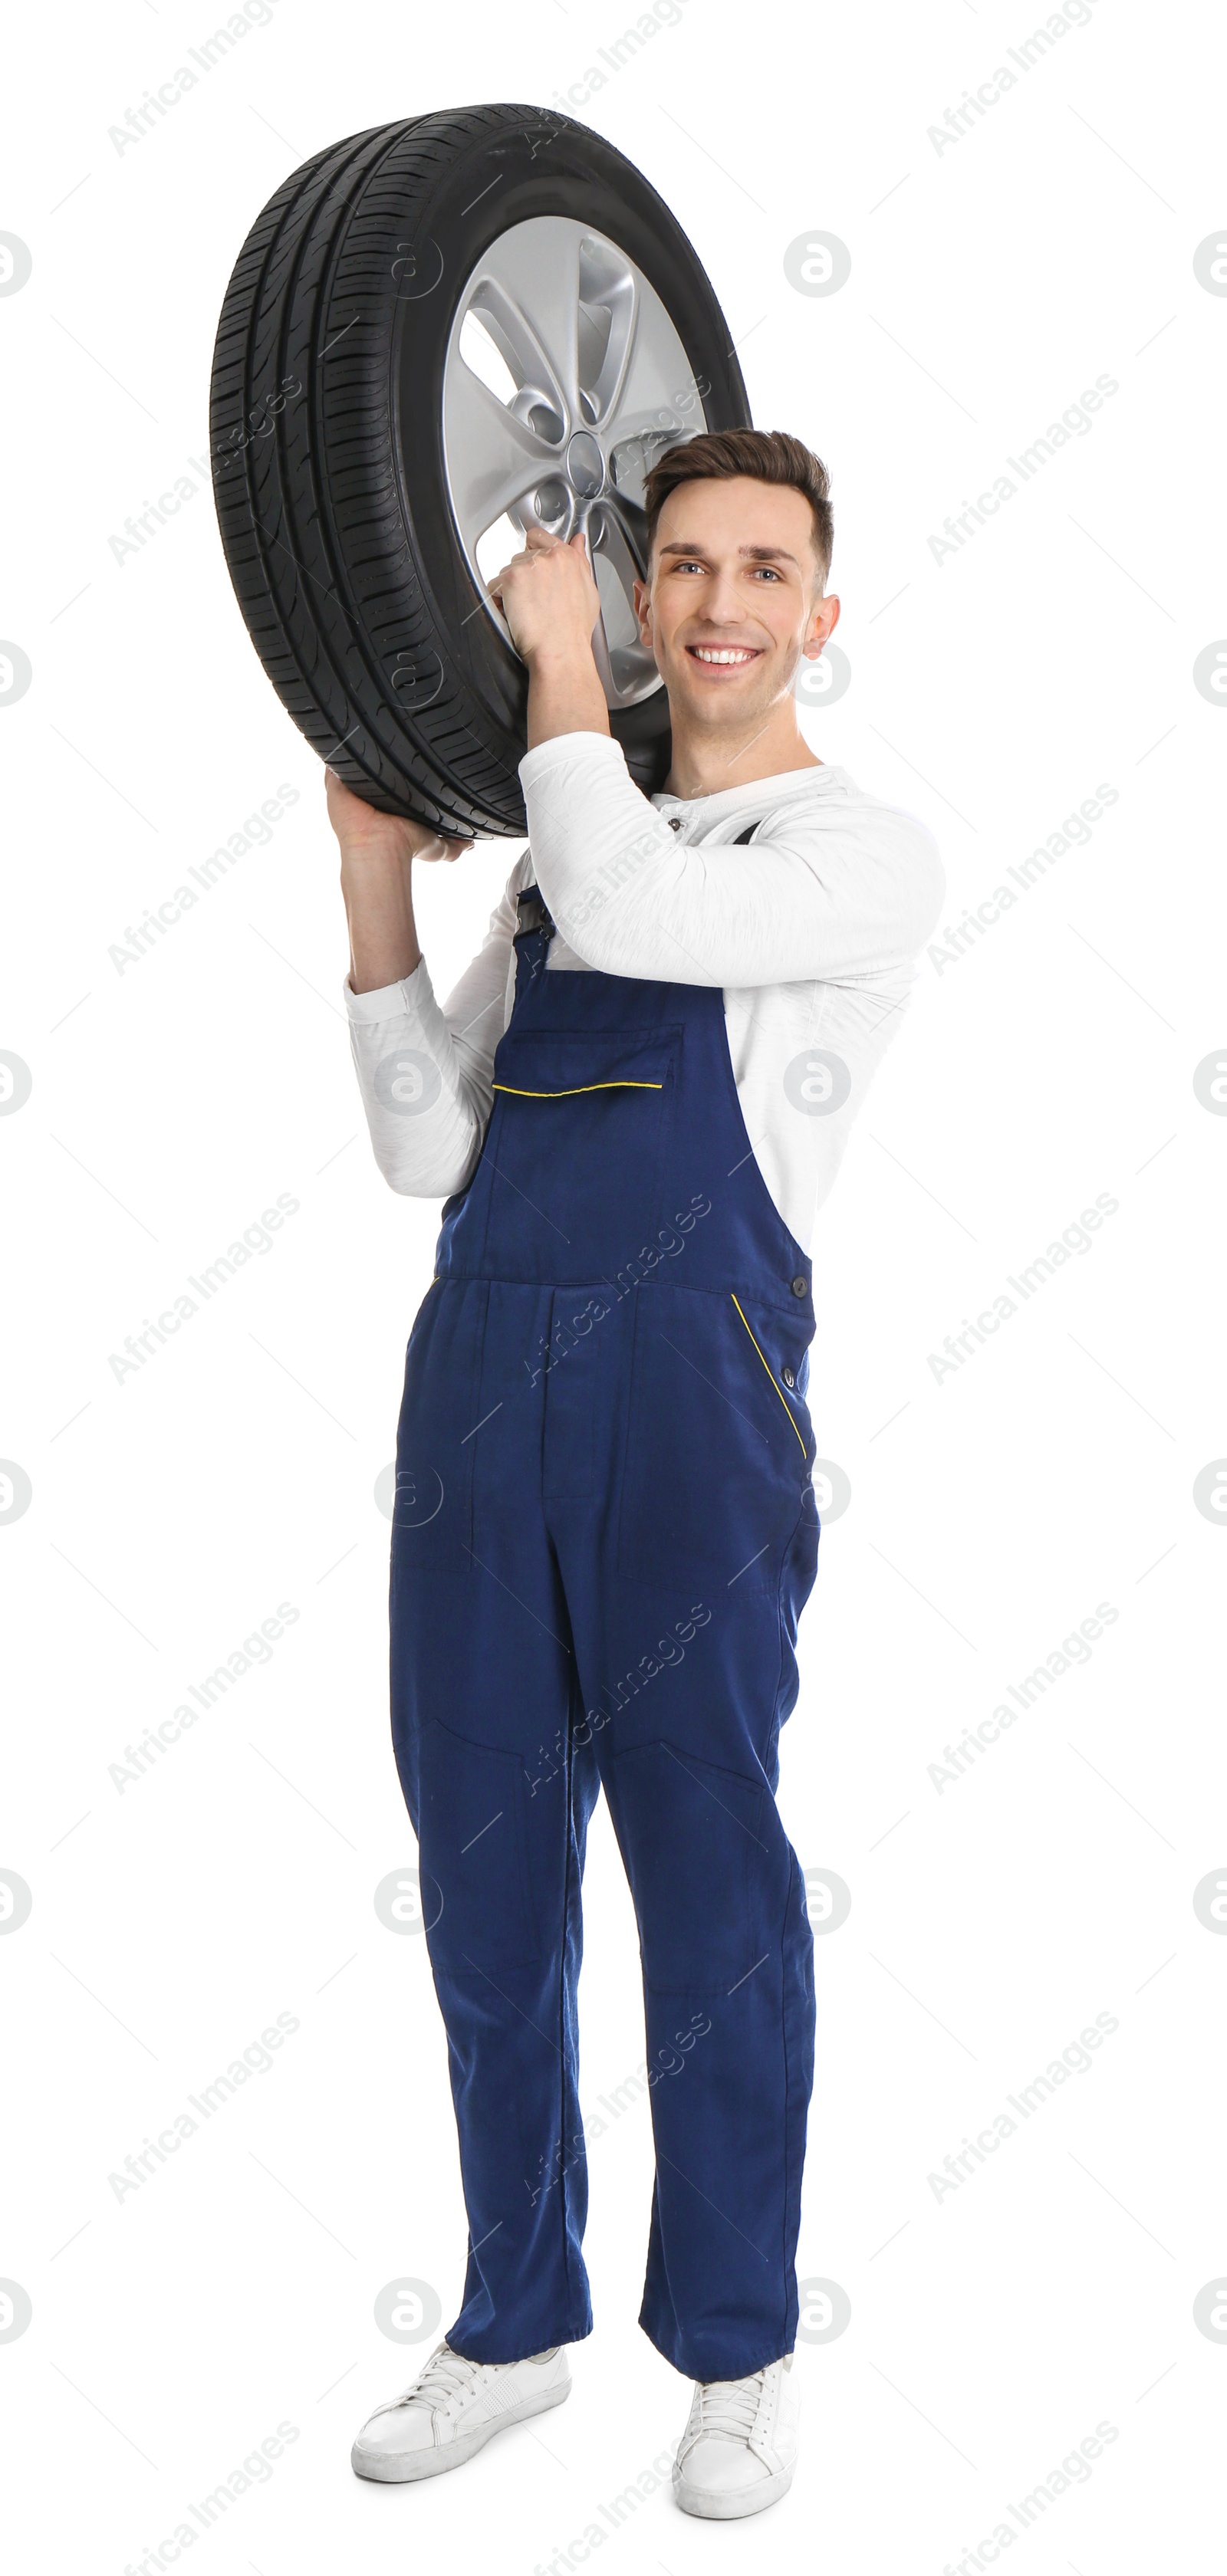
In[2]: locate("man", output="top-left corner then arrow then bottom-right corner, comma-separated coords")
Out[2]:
330,430 -> 943,2519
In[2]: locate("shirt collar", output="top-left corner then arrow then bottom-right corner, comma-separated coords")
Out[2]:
650,764 -> 854,817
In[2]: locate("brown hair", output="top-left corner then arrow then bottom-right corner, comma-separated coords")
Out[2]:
643,428 -> 834,586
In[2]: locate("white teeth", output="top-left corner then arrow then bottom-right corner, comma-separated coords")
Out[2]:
692,647 -> 756,663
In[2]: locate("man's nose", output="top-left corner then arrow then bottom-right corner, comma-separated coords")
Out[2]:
697,570 -> 752,627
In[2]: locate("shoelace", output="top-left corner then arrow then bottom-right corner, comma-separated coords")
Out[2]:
692,2368 -> 765,2443
394,2342 -> 483,2411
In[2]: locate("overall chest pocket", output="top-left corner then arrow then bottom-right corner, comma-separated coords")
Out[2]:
479,1027 -> 680,1285
617,1283 -> 814,1595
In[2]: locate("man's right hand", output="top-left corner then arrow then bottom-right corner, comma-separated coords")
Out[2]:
324,767 -> 469,866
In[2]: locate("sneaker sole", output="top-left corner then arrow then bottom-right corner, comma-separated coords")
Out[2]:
673,2456 -> 795,2520
351,2374 -> 571,2483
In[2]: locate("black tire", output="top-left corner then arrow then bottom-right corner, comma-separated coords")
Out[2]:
209,104 -> 752,839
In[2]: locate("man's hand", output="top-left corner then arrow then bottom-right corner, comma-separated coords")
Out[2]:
324,767 -> 469,866
488,527 -> 602,665
487,527 -> 611,747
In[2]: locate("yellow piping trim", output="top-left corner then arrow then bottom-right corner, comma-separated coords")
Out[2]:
730,1293 -> 808,1456
490,1080 -> 663,1097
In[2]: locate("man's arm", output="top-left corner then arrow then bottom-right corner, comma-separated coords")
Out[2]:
487,529 -> 610,749
520,732 -> 946,989
327,767 -> 471,991
327,769 -> 520,1196
344,900 -> 518,1197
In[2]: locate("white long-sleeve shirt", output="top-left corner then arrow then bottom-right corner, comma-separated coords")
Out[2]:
344,732 -> 945,1253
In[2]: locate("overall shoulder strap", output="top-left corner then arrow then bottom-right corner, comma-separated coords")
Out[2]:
515,885 -> 555,940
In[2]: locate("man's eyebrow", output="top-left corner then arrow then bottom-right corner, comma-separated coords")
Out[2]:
657,540 -> 802,567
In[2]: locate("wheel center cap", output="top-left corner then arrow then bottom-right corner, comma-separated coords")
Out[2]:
565,431 -> 604,498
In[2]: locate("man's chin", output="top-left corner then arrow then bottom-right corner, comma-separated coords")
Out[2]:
666,668 -> 776,730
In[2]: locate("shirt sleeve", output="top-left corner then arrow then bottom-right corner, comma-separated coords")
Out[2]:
344,867 -> 521,1195
519,731 -> 946,988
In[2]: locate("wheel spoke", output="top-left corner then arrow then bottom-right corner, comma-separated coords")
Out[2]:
587,600 -> 620,704
575,235 -> 637,428
468,227 -> 582,428
600,284 -> 707,451
595,491 -> 649,585
590,504 -> 659,706
442,357 -> 561,552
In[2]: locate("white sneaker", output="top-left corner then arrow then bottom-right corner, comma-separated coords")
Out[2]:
672,2353 -> 800,2519
351,2339 -> 571,2482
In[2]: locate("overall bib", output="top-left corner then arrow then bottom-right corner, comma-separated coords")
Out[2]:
390,877 -> 821,2383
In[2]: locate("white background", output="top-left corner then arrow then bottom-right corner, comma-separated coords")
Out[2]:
2,2 -> 1225,2569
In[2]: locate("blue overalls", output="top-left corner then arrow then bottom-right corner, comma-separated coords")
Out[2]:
389,861 -> 821,2384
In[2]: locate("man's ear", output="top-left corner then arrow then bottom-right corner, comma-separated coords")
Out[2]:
801,590 -> 840,658
633,574 -> 653,649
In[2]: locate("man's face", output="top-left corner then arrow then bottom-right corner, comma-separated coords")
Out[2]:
633,476 -> 840,734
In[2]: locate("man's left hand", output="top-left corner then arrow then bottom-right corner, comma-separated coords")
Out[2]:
488,527 -> 602,663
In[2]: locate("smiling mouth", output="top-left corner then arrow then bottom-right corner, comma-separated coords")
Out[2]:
685,644 -> 764,667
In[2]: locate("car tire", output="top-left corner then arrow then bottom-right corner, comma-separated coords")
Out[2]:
209,102 -> 752,839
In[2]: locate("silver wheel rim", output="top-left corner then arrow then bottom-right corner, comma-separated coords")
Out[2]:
440,215 -> 711,710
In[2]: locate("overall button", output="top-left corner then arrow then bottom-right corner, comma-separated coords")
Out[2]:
666,815 -> 682,831
791,1275 -> 808,1299
781,1365 -> 795,1389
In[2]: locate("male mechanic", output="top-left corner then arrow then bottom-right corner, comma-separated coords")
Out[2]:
329,431 -> 943,2520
